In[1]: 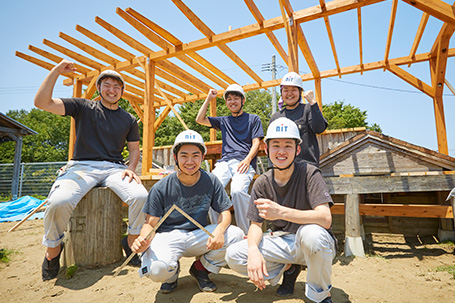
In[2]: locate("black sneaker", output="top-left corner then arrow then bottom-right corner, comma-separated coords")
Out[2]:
160,261 -> 180,294
42,243 -> 64,281
121,237 -> 141,267
275,264 -> 302,297
189,261 -> 217,292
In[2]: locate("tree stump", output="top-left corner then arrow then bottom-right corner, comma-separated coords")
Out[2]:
63,187 -> 123,268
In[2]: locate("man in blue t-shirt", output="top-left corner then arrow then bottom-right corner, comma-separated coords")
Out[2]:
132,130 -> 243,294
196,85 -> 264,233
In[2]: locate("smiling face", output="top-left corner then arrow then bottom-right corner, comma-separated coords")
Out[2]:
266,138 -> 301,169
174,144 -> 203,175
97,77 -> 124,106
225,92 -> 244,115
281,85 -> 301,109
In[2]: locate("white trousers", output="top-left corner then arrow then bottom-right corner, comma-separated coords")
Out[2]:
42,160 -> 148,248
209,159 -> 255,234
226,224 -> 336,303
140,224 -> 244,283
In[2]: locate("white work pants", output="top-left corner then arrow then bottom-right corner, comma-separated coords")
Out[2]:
226,224 -> 336,303
209,159 -> 255,234
42,160 -> 147,248
140,224 -> 244,283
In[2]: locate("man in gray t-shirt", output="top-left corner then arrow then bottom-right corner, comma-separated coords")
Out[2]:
226,118 -> 336,303
34,59 -> 147,281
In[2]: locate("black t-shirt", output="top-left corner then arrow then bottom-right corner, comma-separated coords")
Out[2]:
143,171 -> 232,233
247,161 -> 333,233
270,103 -> 327,167
62,98 -> 140,162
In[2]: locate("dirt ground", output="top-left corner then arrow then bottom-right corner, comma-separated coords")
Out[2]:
1,219 -> 454,303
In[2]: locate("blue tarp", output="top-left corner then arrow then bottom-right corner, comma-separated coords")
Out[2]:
0,196 -> 45,222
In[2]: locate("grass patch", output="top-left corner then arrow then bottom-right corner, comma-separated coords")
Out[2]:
435,264 -> 455,279
66,265 -> 78,279
439,240 -> 455,246
0,248 -> 19,263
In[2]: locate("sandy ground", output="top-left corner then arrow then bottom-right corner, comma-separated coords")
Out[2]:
1,219 -> 454,303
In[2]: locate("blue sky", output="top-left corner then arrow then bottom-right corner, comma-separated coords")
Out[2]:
1,0 -> 454,155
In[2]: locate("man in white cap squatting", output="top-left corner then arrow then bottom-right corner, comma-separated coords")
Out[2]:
34,59 -> 147,281
132,130 -> 244,294
226,118 -> 336,303
270,72 -> 328,167
196,85 -> 264,234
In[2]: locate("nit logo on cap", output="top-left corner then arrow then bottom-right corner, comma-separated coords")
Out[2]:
185,133 -> 196,140
275,124 -> 288,132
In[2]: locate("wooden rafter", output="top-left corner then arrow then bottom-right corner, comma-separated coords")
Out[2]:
155,84 -> 189,130
154,105 -> 172,130
400,0 -> 455,25
172,0 -> 263,84
244,0 -> 289,64
15,51 -> 76,79
319,0 -> 341,77
279,0 -> 298,72
95,16 -> 211,95
28,45 -> 90,74
43,39 -> 104,70
386,63 -> 434,97
357,8 -> 364,74
408,13 -> 429,66
125,7 -> 236,86
117,7 -> 229,89
384,0 -> 398,66
174,48 -> 455,103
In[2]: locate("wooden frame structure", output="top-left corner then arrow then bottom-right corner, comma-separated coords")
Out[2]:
16,0 -> 455,176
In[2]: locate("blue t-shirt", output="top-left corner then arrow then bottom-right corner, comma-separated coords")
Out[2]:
208,113 -> 264,169
142,171 -> 232,233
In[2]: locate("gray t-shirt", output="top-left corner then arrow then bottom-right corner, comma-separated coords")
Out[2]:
143,171 -> 232,233
62,98 -> 140,162
247,161 -> 333,233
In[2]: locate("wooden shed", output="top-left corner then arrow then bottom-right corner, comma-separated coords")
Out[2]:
320,130 -> 455,256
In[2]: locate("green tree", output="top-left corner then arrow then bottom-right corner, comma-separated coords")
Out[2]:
0,109 -> 70,163
322,101 -> 382,132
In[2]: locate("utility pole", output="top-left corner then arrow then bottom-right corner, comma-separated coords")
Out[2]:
262,55 -> 278,114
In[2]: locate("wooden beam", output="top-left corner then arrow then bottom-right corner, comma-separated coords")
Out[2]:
81,72 -> 99,100
43,39 -> 104,70
59,32 -> 118,65
280,0 -> 298,72
155,84 -> 188,130
15,51 -> 76,79
96,16 -> 210,94
142,58 -> 155,175
319,0 -> 341,77
117,7 -> 228,89
445,79 -> 455,96
408,13 -> 429,66
125,7 -> 236,86
401,0 -> 455,25
244,0 -> 289,64
357,8 -> 364,74
148,0 -> 384,62
314,77 -> 323,109
154,105 -> 171,130
173,48 -> 455,104
331,203 -> 453,218
28,45 -> 90,74
386,63 -> 435,97
384,0 -> 398,66
172,0 -> 263,83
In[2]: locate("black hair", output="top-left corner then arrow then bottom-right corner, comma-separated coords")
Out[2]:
225,91 -> 245,101
98,75 -> 124,88
173,143 -> 205,156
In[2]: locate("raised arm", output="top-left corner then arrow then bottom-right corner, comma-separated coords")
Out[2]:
34,59 -> 76,115
304,90 -> 328,134
195,89 -> 217,127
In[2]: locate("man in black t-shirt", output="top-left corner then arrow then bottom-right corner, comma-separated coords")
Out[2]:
226,118 -> 335,303
34,59 -> 147,281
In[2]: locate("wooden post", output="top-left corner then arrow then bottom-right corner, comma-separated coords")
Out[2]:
142,57 -> 156,175
68,79 -> 82,160
63,188 -> 123,268
344,194 -> 365,257
314,77 -> 322,109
